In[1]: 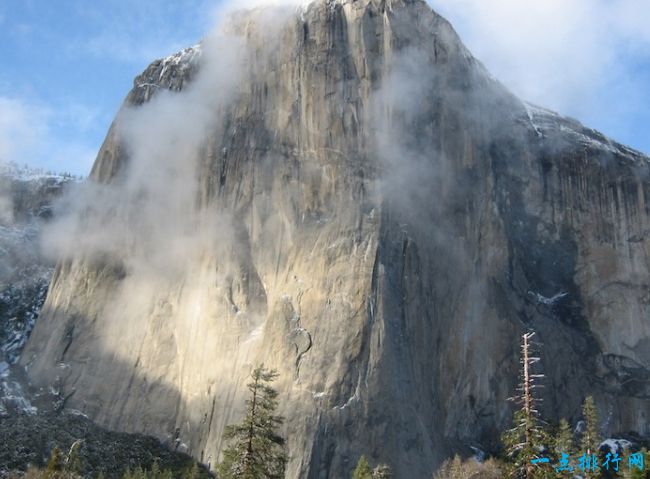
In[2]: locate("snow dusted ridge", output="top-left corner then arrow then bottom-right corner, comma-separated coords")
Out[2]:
130,44 -> 203,100
135,44 -> 203,92
159,44 -> 202,75
0,162 -> 75,416
156,43 -> 202,85
521,101 -> 648,163
0,365 -> 37,416
0,161 -> 82,183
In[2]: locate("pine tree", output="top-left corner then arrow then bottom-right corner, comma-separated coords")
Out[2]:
432,455 -> 463,479
217,365 -> 287,479
137,461 -> 173,479
554,419 -> 573,455
622,448 -> 649,479
432,455 -> 503,479
352,456 -> 372,479
580,396 -> 601,479
125,466 -> 146,479
580,396 -> 600,455
552,419 -> 574,478
158,469 -> 173,479
501,332 -> 550,479
47,446 -> 64,473
182,463 -> 201,479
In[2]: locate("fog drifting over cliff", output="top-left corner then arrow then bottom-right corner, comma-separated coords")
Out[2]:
42,22 -> 251,278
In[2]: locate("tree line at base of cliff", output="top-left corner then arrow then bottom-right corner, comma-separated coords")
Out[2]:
6,338 -> 650,479
432,332 -> 650,479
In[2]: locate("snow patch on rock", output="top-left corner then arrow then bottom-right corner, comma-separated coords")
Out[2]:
529,290 -> 568,305
600,438 -> 634,454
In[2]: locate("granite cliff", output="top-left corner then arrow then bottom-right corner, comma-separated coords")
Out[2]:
0,163 -> 75,417
20,0 -> 650,477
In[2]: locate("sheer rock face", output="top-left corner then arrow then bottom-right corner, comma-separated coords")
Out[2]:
20,0 -> 650,477
0,166 -> 73,416
0,168 -> 71,363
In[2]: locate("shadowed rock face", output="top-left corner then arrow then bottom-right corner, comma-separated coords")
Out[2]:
0,165 -> 75,417
20,0 -> 650,477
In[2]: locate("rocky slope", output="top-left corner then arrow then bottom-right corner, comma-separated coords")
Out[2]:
0,409 -> 209,478
20,0 -> 650,477
0,162 -> 76,417
0,167 -> 213,479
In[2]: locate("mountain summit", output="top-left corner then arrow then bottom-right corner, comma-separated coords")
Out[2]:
21,0 -> 650,477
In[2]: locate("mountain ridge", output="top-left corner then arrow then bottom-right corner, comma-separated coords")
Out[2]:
19,1 -> 650,477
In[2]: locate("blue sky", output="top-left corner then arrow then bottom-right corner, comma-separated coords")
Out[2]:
0,0 -> 213,175
1,0 -> 649,176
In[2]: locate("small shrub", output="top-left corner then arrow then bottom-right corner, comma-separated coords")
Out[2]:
433,455 -> 503,479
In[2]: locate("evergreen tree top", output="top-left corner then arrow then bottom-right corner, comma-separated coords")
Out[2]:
217,364 -> 287,479
352,456 -> 372,479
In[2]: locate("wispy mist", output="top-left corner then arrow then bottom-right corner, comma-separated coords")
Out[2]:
42,21 -> 250,279
430,0 -> 650,154
0,98 -> 49,167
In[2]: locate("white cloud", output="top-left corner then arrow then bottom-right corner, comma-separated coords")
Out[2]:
0,96 -> 98,175
0,97 -> 49,164
429,0 -> 650,148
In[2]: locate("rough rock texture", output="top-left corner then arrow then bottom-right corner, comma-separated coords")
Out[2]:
0,164 -> 74,416
0,165 -> 72,363
21,0 -> 650,477
0,409 -> 209,478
